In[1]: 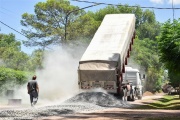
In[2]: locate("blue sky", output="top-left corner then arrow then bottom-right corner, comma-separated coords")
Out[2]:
0,0 -> 180,54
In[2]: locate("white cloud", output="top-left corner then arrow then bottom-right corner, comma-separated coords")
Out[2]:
150,0 -> 164,4
150,0 -> 180,5
168,0 -> 180,5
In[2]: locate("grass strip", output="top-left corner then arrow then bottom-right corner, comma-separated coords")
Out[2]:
134,95 -> 180,110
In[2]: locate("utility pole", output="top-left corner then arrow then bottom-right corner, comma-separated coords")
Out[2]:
64,4 -> 100,41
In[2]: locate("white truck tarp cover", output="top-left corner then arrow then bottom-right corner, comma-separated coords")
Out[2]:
79,14 -> 135,71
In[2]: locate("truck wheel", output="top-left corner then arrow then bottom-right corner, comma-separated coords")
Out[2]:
127,96 -> 131,101
138,96 -> 142,100
131,95 -> 135,101
120,89 -> 124,100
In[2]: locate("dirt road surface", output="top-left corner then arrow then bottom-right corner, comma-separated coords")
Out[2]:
41,93 -> 180,120
0,92 -> 180,120
41,108 -> 180,120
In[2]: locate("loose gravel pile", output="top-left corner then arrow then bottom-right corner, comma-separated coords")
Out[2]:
66,91 -> 130,107
0,91 -> 130,119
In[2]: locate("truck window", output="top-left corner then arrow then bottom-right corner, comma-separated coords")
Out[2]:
124,72 -> 137,85
127,72 -> 136,77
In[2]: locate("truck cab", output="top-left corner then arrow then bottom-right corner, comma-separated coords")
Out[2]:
123,67 -> 144,100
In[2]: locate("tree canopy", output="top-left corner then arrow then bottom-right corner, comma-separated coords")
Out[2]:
21,0 -> 90,48
3,1 -> 177,93
21,1 -> 160,49
0,33 -> 44,72
19,1 -> 164,92
90,5 -> 161,40
158,19 -> 180,87
131,38 -> 163,91
0,33 -> 29,70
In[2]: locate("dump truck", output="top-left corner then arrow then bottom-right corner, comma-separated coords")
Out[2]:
122,67 -> 145,101
78,14 -> 136,97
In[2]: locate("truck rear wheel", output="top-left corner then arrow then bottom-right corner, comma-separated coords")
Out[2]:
127,96 -> 131,101
131,95 -> 135,101
138,96 -> 142,100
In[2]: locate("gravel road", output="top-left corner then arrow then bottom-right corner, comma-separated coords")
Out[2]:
0,92 -> 131,120
0,91 -> 180,120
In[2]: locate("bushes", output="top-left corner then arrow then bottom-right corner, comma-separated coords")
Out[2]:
0,67 -> 32,94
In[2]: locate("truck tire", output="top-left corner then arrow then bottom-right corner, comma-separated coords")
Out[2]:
131,95 -> 135,101
138,96 -> 142,100
120,89 -> 124,99
127,96 -> 131,101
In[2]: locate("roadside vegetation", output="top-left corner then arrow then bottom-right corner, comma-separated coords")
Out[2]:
145,117 -> 180,120
135,95 -> 180,110
0,0 -> 180,97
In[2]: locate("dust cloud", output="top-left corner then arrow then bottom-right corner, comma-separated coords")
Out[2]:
36,47 -> 81,103
127,56 -> 146,75
127,57 -> 147,91
13,45 -> 87,106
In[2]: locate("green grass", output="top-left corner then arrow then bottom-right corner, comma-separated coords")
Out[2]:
143,117 -> 180,120
135,95 -> 180,110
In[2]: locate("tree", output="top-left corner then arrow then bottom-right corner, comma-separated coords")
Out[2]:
21,3 -> 161,49
90,5 -> 161,40
130,38 -> 163,92
0,33 -> 30,71
67,13 -> 100,43
2,48 -> 29,70
0,33 -> 21,55
27,49 -> 44,71
158,19 -> 180,72
132,38 -> 161,70
21,0 -> 86,48
0,67 -> 31,95
158,19 -> 180,97
0,33 -> 34,94
127,7 -> 161,40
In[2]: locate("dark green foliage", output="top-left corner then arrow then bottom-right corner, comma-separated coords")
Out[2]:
90,5 -> 160,40
0,33 -> 29,71
131,38 -> 163,92
168,70 -> 180,87
0,33 -> 44,72
0,33 -> 39,93
158,19 -> 180,87
132,38 -> 159,70
0,67 -> 31,94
